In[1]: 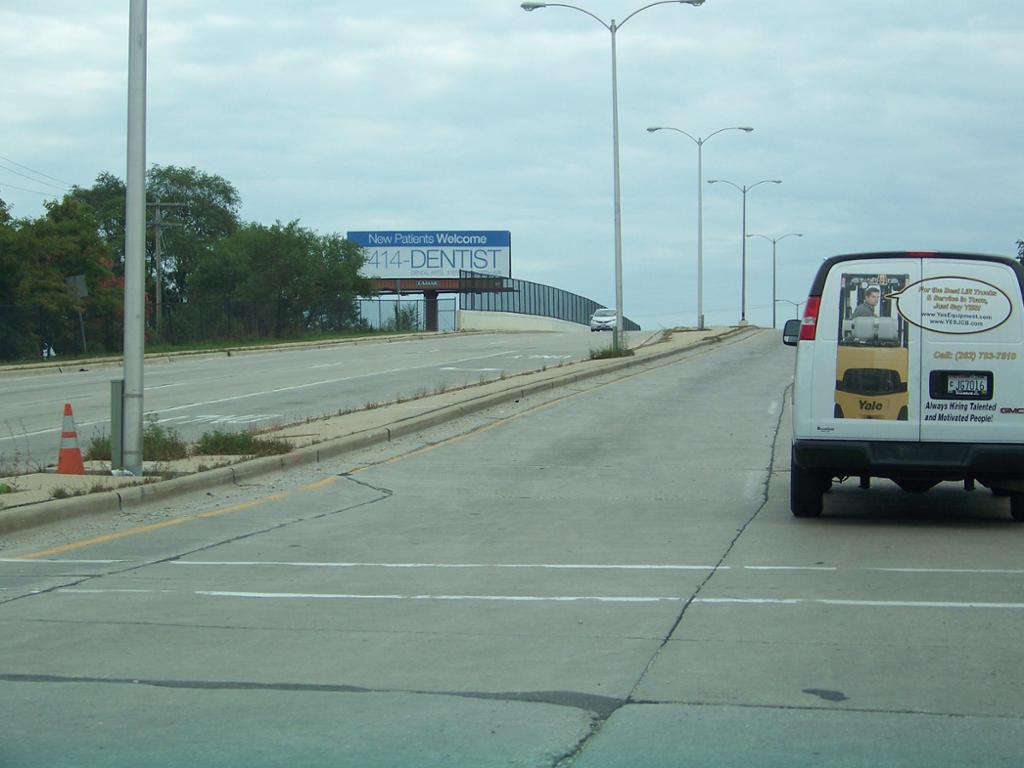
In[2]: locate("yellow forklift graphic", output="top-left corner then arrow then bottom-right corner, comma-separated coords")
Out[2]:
835,273 -> 910,420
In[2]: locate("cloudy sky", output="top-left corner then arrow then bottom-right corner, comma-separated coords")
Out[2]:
2,1 -> 1022,328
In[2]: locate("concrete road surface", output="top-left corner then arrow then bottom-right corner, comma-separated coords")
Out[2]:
0,329 -> 647,469
1,329 -> 1022,767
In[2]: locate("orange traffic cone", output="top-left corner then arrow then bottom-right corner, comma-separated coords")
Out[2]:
57,403 -> 85,475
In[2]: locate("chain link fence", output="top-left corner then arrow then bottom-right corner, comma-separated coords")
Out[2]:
0,297 -> 459,362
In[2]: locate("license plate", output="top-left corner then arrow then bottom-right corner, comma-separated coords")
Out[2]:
929,370 -> 993,400
947,373 -> 988,397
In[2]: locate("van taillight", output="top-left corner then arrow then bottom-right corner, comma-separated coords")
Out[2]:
800,296 -> 821,341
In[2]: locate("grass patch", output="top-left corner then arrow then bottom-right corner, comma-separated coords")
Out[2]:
589,346 -> 635,360
143,421 -> 189,461
84,433 -> 111,461
194,430 -> 291,457
84,422 -> 188,462
0,483 -> 14,494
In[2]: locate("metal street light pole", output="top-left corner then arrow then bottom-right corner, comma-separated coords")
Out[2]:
746,232 -> 802,328
707,178 -> 781,325
776,298 -> 804,321
123,0 -> 148,476
646,125 -> 753,330
522,1 -> 706,350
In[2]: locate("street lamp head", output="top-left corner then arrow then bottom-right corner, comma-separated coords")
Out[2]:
646,127 -> 663,133
521,2 -> 546,10
769,179 -> 782,184
739,127 -> 754,132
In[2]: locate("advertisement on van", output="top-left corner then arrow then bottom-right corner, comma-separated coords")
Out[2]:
835,273 -> 911,421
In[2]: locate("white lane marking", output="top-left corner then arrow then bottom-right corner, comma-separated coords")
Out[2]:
0,559 -> 127,564
439,367 -> 503,372
744,566 -> 838,571
870,568 -> 1024,574
197,591 -> 678,603
156,413 -> 281,426
768,400 -> 780,416
168,561 -> 1024,576
171,561 -> 722,571
696,598 -> 1024,610
743,471 -> 765,499
0,419 -> 107,442
510,354 -> 572,360
152,351 -> 516,414
56,587 -> 679,603
61,593 -> 176,598
52,588 -> 1024,610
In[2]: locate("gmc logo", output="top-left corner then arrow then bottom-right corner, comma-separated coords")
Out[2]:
1000,408 -> 1024,415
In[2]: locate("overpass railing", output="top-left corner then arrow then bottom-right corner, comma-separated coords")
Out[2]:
458,271 -> 640,330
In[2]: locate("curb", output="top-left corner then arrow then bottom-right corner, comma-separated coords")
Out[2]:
0,326 -> 754,537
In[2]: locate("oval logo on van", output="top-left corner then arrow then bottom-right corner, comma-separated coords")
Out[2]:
887,277 -> 1012,335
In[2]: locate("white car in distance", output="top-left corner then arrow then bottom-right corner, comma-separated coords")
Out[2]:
590,308 -> 616,332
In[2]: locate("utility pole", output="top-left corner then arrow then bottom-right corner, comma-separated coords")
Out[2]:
148,197 -> 184,336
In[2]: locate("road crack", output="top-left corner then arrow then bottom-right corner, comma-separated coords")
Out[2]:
556,383 -> 793,766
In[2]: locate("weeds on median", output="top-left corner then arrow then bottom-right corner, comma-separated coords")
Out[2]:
84,432 -> 111,461
193,430 -> 291,457
589,346 -> 635,360
84,418 -> 189,462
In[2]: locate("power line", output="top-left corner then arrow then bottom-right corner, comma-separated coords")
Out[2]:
0,154 -> 72,187
0,181 -> 60,198
0,163 -> 69,192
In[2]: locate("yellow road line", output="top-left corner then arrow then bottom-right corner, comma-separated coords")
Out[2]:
20,492 -> 291,560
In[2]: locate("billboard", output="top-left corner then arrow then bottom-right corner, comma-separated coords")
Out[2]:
347,230 -> 511,280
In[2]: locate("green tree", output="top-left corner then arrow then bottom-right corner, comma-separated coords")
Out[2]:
191,221 -> 372,339
147,165 -> 241,302
70,172 -> 127,271
70,166 -> 241,302
0,200 -> 31,359
1,197 -> 119,358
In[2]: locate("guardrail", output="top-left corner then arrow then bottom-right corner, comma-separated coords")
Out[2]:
458,271 -> 640,330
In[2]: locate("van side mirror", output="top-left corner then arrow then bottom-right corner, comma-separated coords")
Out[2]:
782,318 -> 801,346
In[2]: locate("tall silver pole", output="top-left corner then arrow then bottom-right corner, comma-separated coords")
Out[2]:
746,232 -> 801,329
648,126 -> 753,330
522,2 -> 707,346
123,0 -> 147,475
696,139 -> 704,330
772,239 -> 777,330
740,187 -> 747,325
610,21 -> 624,352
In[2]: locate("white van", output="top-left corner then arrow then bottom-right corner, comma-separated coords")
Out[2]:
782,251 -> 1024,520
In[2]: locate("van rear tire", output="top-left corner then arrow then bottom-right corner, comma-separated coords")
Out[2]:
791,458 -> 825,518
1010,493 -> 1024,522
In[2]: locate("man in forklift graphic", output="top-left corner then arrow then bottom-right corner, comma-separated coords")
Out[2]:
852,285 -> 881,318
836,275 -> 910,420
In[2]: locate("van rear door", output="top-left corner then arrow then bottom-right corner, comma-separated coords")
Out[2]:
919,257 -> 1024,443
808,257 -> 922,442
